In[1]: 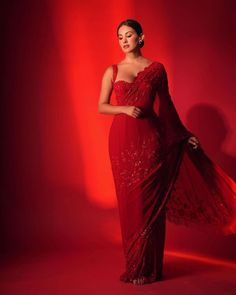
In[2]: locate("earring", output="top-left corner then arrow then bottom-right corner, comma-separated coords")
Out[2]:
138,39 -> 143,47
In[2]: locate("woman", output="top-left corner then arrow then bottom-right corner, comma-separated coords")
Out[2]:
98,19 -> 236,285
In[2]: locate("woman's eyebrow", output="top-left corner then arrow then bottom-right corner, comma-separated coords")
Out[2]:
118,31 -> 133,36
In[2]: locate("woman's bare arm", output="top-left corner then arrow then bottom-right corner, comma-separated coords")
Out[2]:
98,66 -> 127,115
98,65 -> 143,118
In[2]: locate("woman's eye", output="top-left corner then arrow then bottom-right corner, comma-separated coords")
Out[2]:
118,34 -> 132,40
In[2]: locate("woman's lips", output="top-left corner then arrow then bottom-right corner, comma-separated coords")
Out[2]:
123,45 -> 130,49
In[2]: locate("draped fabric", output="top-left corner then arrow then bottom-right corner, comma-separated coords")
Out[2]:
108,61 -> 236,284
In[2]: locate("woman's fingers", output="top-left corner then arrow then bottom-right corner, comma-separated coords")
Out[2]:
188,136 -> 199,149
132,107 -> 142,118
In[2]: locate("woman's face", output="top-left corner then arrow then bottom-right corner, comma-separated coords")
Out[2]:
117,25 -> 142,53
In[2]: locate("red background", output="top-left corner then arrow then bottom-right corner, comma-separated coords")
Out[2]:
2,0 -> 236,260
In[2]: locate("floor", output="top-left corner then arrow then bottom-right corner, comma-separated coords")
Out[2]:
1,245 -> 236,295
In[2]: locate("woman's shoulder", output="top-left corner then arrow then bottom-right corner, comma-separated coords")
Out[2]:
151,61 -> 167,75
103,64 -> 115,73
152,60 -> 165,68
102,64 -> 119,84
102,64 -> 115,80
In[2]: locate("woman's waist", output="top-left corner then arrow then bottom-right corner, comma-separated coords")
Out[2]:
110,111 -> 163,133
113,108 -> 159,121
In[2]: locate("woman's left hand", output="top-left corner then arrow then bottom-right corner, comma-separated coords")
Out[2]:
188,136 -> 200,149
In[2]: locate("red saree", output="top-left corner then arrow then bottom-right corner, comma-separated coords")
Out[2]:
108,61 -> 236,284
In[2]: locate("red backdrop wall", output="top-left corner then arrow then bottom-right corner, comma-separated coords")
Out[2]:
2,0 -> 236,259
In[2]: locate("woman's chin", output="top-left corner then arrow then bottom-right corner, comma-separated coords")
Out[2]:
122,47 -> 135,53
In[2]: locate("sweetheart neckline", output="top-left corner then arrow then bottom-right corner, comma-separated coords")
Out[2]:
113,61 -> 157,85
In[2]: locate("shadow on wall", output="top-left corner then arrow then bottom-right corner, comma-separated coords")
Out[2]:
166,103 -> 236,261
186,103 -> 236,181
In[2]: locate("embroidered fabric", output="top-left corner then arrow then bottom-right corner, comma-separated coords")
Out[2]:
108,61 -> 236,284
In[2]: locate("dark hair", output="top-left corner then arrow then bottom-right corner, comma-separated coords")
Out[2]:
116,19 -> 144,48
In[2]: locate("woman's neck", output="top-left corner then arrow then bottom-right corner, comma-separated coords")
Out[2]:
124,50 -> 144,64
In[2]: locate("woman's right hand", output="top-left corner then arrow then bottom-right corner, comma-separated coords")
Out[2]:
123,106 -> 143,118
